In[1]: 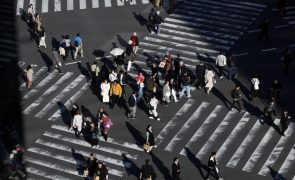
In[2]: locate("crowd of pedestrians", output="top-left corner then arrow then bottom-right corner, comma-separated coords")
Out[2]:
16,1 -> 295,179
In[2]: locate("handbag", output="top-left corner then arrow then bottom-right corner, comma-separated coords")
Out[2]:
94,175 -> 100,180
143,143 -> 150,151
158,60 -> 166,68
83,169 -> 89,176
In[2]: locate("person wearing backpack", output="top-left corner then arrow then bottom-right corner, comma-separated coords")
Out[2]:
140,159 -> 155,180
100,113 -> 113,141
154,11 -> 164,35
230,86 -> 245,113
74,33 -> 84,59
130,32 -> 139,54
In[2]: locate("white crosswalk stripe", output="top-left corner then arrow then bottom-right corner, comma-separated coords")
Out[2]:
79,0 -> 87,9
242,119 -> 281,172
26,167 -> 71,180
42,0 -> 49,13
104,0 -> 112,7
258,122 -> 295,176
54,0 -> 61,12
67,0 -> 74,10
35,75 -> 86,118
117,0 -> 124,6
16,0 -> 24,15
179,105 -> 224,156
282,6 -> 295,29
275,145 -> 295,179
92,0 -> 99,8
164,102 -> 210,152
29,0 -> 36,13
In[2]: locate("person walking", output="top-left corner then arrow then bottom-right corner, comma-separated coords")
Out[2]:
195,62 -> 206,89
170,78 -> 178,102
151,62 -> 160,87
258,18 -> 270,42
205,152 -> 223,180
85,153 -> 97,179
172,157 -> 181,180
60,35 -> 72,60
27,4 -> 35,24
130,32 -> 139,54
146,74 -> 157,101
280,109 -> 291,136
71,109 -> 83,138
250,74 -> 260,101
164,50 -> 173,78
215,51 -> 227,78
100,113 -> 113,142
74,33 -> 84,59
204,67 -> 215,94
277,0 -> 286,16
34,13 -> 42,33
109,80 -> 122,109
140,159 -> 155,180
136,72 -> 145,100
114,54 -> 126,73
281,48 -> 293,74
94,162 -> 109,180
91,61 -> 100,88
52,48 -> 63,73
128,91 -> 137,120
154,11 -> 164,35
125,40 -> 135,72
109,69 -> 118,84
148,95 -> 160,121
100,79 -> 110,104
38,26 -> 46,48
162,81 -> 171,106
145,125 -> 155,153
174,54 -> 181,80
119,71 -> 128,98
227,54 -> 237,81
147,8 -> 155,34
179,72 -> 191,98
271,79 -> 282,103
24,65 -> 34,90
263,100 -> 276,124
230,86 -> 245,112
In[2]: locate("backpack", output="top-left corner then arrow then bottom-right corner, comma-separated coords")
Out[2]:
74,40 -> 79,47
105,118 -> 113,128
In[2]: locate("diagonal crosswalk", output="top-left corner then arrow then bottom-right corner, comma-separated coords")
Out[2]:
16,0 -> 149,15
282,6 -> 295,28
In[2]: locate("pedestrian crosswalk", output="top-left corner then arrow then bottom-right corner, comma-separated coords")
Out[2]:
16,0 -> 149,15
282,6 -> 295,28
154,99 -> 295,179
130,0 -> 266,74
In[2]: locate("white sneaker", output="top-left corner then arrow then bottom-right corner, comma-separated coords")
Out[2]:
175,99 -> 179,102
156,117 -> 160,121
220,76 -> 223,79
149,116 -> 153,119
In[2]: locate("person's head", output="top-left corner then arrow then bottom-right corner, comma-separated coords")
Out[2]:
236,86 -> 240,90
219,51 -> 223,55
76,33 -> 80,37
35,13 -> 39,18
211,152 -> 216,157
274,79 -> 278,84
132,90 -> 138,95
133,32 -> 137,36
253,73 -> 258,78
146,124 -> 152,131
177,54 -> 180,58
173,157 -> 179,164
65,35 -> 70,39
98,161 -> 103,168
145,159 -> 150,164
103,79 -> 108,83
26,64 -> 32,70
99,107 -> 104,112
29,4 -> 33,8
199,61 -> 204,66
283,109 -> 288,114
93,61 -> 97,65
119,70 -> 124,74
114,80 -> 118,84
90,153 -> 94,158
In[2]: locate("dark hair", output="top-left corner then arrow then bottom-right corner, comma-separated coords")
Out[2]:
211,152 -> 216,156
77,33 -> 80,37
65,35 -> 69,39
173,157 -> 178,162
146,124 -> 152,131
26,65 -> 32,70
145,159 -> 150,164
93,61 -> 97,64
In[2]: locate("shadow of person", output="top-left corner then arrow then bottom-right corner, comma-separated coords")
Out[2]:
150,152 -> 172,180
56,102 -> 72,128
125,122 -> 145,146
267,166 -> 287,180
93,49 -> 105,58
77,62 -> 91,81
182,147 -> 206,179
122,153 -> 141,178
117,34 -> 128,48
211,88 -> 231,110
71,148 -> 86,175
242,99 -> 262,119
51,37 -> 60,50
81,105 -> 96,122
132,12 -> 147,26
233,78 -> 251,101
37,49 -> 53,72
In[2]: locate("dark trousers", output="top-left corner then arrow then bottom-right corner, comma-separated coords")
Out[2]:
110,95 -> 120,109
196,77 -> 204,88
101,131 -> 108,141
217,66 -> 224,77
205,167 -> 220,179
281,123 -> 288,135
231,99 -> 242,111
258,31 -> 270,41
283,62 -> 289,74
271,91 -> 281,103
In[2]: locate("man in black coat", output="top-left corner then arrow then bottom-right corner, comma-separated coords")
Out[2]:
205,152 -> 223,180
195,62 -> 206,89
258,18 -> 270,42
172,157 -> 181,180
230,86 -> 245,113
128,91 -> 137,120
280,109 -> 291,136
140,159 -> 155,180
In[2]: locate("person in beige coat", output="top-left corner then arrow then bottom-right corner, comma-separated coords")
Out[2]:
24,65 -> 34,90
204,67 -> 216,94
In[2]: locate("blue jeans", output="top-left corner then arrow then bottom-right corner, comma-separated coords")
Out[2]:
138,86 -> 144,99
228,67 -> 237,80
155,24 -> 161,35
179,85 -> 191,98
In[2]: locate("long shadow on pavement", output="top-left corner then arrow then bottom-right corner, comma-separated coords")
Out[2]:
182,147 -> 206,179
56,102 -> 71,128
125,122 -> 145,146
150,151 -> 172,180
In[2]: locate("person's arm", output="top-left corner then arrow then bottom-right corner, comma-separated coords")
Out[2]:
146,132 -> 149,144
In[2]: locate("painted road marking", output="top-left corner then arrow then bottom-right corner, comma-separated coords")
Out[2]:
79,0 -> 86,9
274,144 -> 295,179
92,0 -> 99,8
261,48 -> 277,52
67,0 -> 74,10
26,167 -> 71,180
54,0 -> 61,11
41,0 -> 49,13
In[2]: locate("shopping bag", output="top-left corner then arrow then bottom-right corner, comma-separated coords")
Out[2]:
83,169 -> 89,176
143,143 -> 150,151
158,60 -> 166,68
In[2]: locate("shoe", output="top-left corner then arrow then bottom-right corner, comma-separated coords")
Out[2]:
240,110 -> 245,113
131,117 -> 135,120
220,76 -> 223,79
156,117 -> 160,121
175,99 -> 179,102
149,116 -> 153,119
219,178 -> 223,180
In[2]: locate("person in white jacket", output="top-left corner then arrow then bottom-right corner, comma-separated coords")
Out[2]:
204,67 -> 216,94
250,74 -> 260,101
162,81 -> 171,106
72,110 -> 83,138
148,95 -> 160,121
100,79 -> 110,103
215,51 -> 227,78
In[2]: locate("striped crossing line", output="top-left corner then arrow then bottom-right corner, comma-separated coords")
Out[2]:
16,0 -> 149,14
26,167 -> 71,180
282,6 -> 295,29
